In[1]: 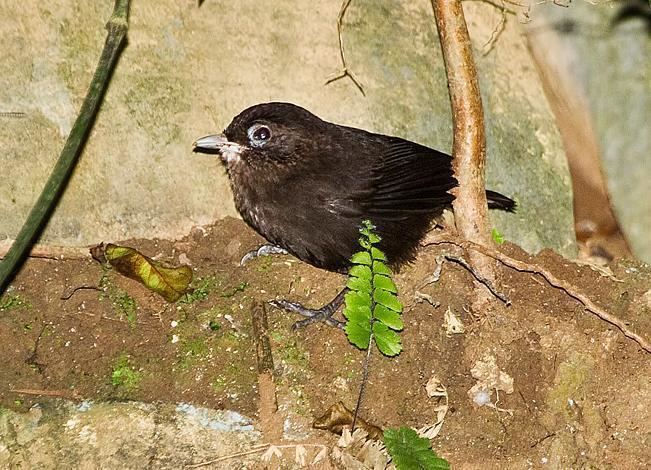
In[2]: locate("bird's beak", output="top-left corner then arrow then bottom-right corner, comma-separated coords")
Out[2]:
193,134 -> 229,152
193,133 -> 243,163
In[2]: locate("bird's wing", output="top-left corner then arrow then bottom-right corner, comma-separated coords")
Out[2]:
358,137 -> 456,219
319,136 -> 456,219
314,135 -> 457,268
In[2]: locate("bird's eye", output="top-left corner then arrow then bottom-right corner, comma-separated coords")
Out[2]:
247,124 -> 271,147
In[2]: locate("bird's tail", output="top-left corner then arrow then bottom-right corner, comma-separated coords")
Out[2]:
486,190 -> 516,212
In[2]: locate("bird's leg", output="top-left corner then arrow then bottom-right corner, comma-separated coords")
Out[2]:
240,244 -> 288,266
269,288 -> 348,330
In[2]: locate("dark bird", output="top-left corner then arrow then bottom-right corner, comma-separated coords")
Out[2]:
193,102 -> 515,328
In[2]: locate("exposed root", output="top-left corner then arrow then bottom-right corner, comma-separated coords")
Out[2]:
423,237 -> 651,354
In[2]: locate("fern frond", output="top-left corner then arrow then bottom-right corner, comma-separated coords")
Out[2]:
343,220 -> 403,356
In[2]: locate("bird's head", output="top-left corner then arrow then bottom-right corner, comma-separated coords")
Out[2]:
193,102 -> 326,170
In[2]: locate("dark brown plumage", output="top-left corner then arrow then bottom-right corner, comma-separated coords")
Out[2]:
194,102 -> 514,273
193,102 -> 515,328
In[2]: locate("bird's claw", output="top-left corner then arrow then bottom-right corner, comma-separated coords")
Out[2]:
240,244 -> 288,266
269,299 -> 345,330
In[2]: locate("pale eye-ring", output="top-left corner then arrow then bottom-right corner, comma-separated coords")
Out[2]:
247,124 -> 271,147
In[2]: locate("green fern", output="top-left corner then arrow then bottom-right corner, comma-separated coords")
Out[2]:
343,220 -> 403,356
384,427 -> 450,470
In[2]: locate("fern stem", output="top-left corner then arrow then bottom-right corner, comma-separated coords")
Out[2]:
351,328 -> 373,431
352,225 -> 376,432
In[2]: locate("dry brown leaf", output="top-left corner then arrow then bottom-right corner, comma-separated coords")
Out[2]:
313,401 -> 383,441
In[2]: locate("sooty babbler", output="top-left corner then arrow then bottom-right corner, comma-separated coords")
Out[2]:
193,102 -> 515,329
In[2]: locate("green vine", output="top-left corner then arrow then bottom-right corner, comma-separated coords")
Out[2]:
0,0 -> 131,294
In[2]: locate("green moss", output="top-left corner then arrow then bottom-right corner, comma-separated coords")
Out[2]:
220,282 -> 249,298
220,331 -> 244,351
56,5 -> 108,91
547,353 -> 594,419
193,305 -> 229,332
0,294 -> 31,312
269,330 -> 309,368
184,338 -> 208,357
209,361 -> 255,397
211,375 -> 227,392
179,276 -> 219,304
98,274 -> 138,327
111,353 -> 142,393
256,256 -> 274,273
124,71 -> 189,145
280,339 -> 309,367
114,292 -> 137,328
177,334 -> 210,371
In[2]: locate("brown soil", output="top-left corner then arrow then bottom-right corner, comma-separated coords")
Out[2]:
1,217 -> 650,468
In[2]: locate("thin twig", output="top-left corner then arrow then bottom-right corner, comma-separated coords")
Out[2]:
185,443 -> 328,468
0,0 -> 131,293
482,2 -> 508,55
466,0 -> 517,15
530,432 -> 557,448
444,254 -> 511,304
185,444 -> 272,468
325,0 -> 366,96
60,285 -> 103,300
424,238 -> 651,354
25,324 -> 48,373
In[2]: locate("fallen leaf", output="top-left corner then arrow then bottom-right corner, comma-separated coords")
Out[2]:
419,376 -> 449,439
91,243 -> 192,302
312,446 -> 328,464
468,355 -> 514,412
443,307 -> 465,335
313,401 -> 383,441
295,445 -> 307,466
261,445 -> 282,462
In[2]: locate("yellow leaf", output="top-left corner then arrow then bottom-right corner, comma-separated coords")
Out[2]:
95,243 -> 193,302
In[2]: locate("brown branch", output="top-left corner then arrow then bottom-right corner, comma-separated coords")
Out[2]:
0,241 -> 93,261
10,388 -> 82,399
424,237 -> 651,354
250,301 -> 283,442
431,0 -> 497,307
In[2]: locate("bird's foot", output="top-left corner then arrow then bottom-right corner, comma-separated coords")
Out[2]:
240,244 -> 288,266
269,299 -> 344,330
269,288 -> 348,330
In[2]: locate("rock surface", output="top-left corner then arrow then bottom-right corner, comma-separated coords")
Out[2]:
529,2 -> 650,261
1,0 -> 575,255
0,400 -> 260,468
